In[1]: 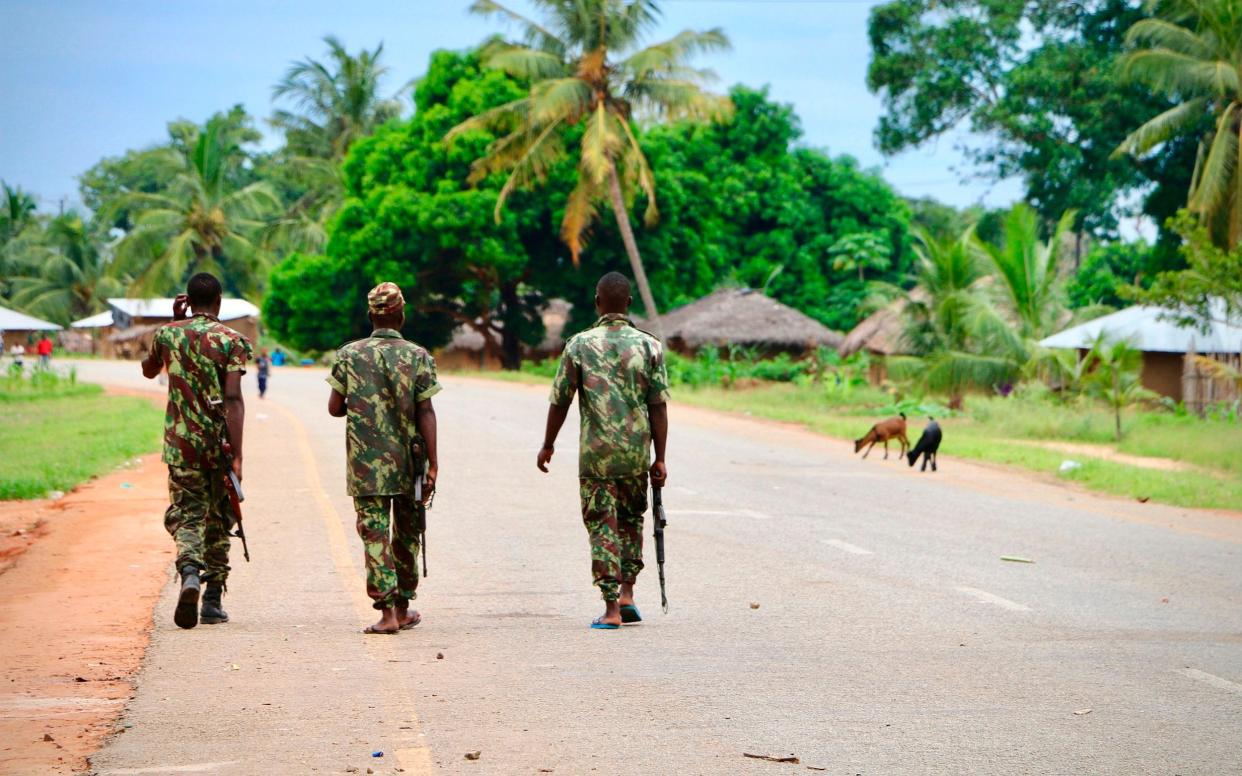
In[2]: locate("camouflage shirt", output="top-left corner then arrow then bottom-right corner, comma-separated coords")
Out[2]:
152,314 -> 253,470
550,314 -> 670,479
326,329 -> 441,497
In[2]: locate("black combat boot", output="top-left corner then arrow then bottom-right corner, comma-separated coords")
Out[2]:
200,582 -> 229,624
174,565 -> 201,629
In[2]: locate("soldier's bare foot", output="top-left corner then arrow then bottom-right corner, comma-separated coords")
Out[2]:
363,607 -> 400,635
396,606 -> 421,630
618,582 -> 635,607
594,600 -> 622,627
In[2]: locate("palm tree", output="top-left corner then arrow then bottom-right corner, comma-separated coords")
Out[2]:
447,0 -> 732,333
1083,333 -> 1156,439
112,118 -> 280,297
5,212 -> 126,325
892,227 -> 1027,408
1114,0 -> 1242,246
1,181 -> 37,245
979,204 -> 1075,340
271,35 -> 405,161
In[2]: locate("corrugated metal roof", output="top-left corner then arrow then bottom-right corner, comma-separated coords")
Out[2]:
107,298 -> 260,321
1039,303 -> 1242,354
0,305 -> 63,331
71,311 -> 114,329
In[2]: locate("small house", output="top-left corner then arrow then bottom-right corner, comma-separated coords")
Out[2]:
1039,303 -> 1242,406
101,298 -> 261,359
435,299 -> 572,371
0,305 -> 63,352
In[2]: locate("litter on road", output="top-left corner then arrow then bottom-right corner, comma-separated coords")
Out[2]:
1001,555 -> 1035,563
743,752 -> 800,763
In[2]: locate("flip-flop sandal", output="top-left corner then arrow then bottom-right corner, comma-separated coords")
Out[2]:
399,612 -> 422,630
363,625 -> 400,635
590,617 -> 621,630
620,604 -> 643,624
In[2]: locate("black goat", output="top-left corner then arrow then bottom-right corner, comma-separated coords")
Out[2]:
906,418 -> 942,472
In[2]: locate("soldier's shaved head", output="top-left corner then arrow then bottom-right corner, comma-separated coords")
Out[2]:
595,272 -> 632,314
186,272 -> 222,313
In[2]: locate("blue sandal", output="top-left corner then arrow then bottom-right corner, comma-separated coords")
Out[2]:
590,617 -> 620,630
620,604 -> 643,624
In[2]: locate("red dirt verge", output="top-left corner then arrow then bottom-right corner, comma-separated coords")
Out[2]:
0,454 -> 171,776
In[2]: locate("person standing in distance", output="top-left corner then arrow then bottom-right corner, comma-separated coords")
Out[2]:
141,273 -> 251,629
538,272 -> 670,629
327,282 -> 441,635
255,348 -> 271,398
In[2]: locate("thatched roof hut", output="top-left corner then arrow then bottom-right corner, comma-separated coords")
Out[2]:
838,289 -> 928,358
647,288 -> 844,356
436,299 -> 573,370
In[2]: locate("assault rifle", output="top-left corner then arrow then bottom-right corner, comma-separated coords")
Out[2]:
221,440 -> 250,562
652,486 -> 668,612
410,439 -> 430,577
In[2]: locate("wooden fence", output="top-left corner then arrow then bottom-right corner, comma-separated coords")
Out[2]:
1182,344 -> 1241,416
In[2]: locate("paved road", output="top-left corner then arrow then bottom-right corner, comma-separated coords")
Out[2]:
68,359 -> 1242,775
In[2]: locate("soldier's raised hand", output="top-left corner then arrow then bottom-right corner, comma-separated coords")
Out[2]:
172,294 -> 191,321
537,445 -> 554,472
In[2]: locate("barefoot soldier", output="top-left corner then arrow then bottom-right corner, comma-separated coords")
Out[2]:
327,282 -> 441,635
141,273 -> 252,629
538,272 -> 670,630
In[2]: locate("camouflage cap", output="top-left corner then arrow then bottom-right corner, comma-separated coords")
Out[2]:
367,282 -> 405,315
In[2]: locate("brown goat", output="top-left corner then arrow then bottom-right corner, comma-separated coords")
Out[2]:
854,412 -> 909,460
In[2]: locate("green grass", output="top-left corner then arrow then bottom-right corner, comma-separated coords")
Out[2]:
672,383 -> 1242,511
0,381 -> 163,500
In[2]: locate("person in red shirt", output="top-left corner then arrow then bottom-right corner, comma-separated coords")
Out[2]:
36,336 -> 53,368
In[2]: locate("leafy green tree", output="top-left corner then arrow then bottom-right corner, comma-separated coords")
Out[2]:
830,231 -> 890,282
1135,209 -> 1242,323
3,211 -> 126,325
616,86 -> 912,333
264,49 -> 563,362
1114,0 -> 1242,247
448,0 -> 732,333
111,116 -> 280,297
1067,241 -> 1153,308
272,36 -> 406,161
867,0 -> 1196,240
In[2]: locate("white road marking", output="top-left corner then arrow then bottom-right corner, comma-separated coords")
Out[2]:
955,586 -> 1031,612
1178,668 -> 1242,696
820,539 -> 873,555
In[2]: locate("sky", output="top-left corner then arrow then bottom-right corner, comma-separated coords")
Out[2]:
0,0 -> 1023,214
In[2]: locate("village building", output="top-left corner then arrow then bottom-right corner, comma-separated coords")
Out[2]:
1040,303 -> 1242,409
0,305 -> 63,352
435,299 -> 572,370
646,288 -> 844,357
70,298 -> 261,359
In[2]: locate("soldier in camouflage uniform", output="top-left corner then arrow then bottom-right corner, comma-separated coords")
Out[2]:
327,282 -> 441,635
141,273 -> 252,629
538,272 -> 670,630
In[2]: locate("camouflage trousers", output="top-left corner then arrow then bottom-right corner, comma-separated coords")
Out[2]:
353,496 -> 421,610
164,466 -> 232,584
580,476 -> 647,602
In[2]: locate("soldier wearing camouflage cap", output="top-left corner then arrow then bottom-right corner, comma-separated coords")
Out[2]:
538,272 -> 670,630
141,272 -> 252,629
327,282 -> 441,635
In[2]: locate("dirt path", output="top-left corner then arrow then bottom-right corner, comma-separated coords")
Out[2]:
0,455 -> 171,776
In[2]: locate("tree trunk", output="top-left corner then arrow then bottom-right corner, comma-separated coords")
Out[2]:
607,165 -> 664,342
498,281 -> 523,371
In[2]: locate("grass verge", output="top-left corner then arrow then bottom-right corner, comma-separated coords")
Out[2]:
0,383 -> 163,500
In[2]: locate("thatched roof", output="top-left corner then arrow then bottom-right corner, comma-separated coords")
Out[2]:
838,289 -> 927,358
647,288 -> 844,351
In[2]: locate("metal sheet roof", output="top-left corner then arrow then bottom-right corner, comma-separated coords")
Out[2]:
107,298 -> 260,322
1039,303 -> 1242,354
71,311 -> 114,329
0,305 -> 63,331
